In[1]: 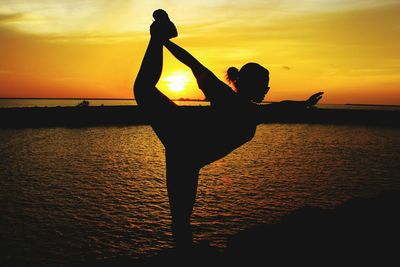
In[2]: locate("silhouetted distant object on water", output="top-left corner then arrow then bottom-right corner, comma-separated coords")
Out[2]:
76,100 -> 90,107
133,9 -> 323,249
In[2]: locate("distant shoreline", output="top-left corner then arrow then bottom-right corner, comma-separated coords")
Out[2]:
1,105 -> 399,128
346,103 -> 400,107
1,97 -> 400,107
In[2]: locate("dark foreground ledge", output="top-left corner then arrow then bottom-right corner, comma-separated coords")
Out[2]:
76,190 -> 400,267
1,105 -> 400,128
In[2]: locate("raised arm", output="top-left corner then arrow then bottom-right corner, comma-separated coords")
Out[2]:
164,40 -> 207,74
164,39 -> 235,104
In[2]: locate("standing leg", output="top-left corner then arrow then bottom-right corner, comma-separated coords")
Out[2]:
166,152 -> 200,249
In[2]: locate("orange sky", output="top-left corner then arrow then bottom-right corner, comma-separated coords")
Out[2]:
0,0 -> 399,104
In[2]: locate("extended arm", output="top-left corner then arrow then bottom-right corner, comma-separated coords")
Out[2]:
266,92 -> 324,111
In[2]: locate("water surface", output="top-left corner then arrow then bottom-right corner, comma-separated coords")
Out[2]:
1,124 -> 399,266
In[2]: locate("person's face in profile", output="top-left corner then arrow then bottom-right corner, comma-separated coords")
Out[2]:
242,75 -> 269,103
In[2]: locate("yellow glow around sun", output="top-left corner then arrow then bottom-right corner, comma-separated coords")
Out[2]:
163,72 -> 189,92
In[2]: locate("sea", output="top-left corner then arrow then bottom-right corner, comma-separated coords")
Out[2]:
1,99 -> 400,266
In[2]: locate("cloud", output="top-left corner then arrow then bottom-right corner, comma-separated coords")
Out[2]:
0,13 -> 26,23
0,12 -> 40,40
1,0 -> 399,46
0,10 -> 144,44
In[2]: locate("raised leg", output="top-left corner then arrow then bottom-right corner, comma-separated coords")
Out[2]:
133,36 -> 178,147
134,37 -> 175,108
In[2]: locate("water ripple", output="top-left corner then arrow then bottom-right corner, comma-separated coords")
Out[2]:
1,124 -> 400,266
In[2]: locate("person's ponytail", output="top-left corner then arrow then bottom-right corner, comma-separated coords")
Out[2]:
226,67 -> 239,84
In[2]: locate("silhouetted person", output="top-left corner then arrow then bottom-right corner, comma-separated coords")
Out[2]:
134,9 -> 323,249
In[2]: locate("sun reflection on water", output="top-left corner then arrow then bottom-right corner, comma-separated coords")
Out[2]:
0,124 -> 399,265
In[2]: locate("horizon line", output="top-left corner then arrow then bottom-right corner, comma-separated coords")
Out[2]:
0,97 -> 399,107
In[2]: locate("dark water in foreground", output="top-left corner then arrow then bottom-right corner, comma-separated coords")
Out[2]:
1,124 -> 400,266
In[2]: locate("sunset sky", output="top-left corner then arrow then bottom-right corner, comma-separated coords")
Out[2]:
0,0 -> 399,104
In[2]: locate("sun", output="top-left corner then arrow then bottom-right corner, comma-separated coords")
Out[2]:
163,72 -> 189,92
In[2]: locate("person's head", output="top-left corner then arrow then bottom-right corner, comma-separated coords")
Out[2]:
226,63 -> 270,103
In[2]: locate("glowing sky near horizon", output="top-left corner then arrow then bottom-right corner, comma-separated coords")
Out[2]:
0,0 -> 399,104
